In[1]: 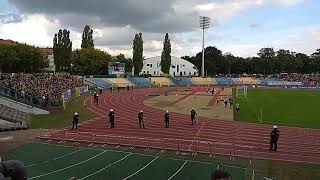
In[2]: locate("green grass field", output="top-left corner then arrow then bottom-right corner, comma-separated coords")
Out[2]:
234,88 -> 320,128
30,93 -> 96,129
1,143 -> 246,180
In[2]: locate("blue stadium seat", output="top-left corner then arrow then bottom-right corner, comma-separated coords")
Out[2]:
85,78 -> 113,89
127,77 -> 154,87
170,77 -> 194,86
215,78 -> 235,85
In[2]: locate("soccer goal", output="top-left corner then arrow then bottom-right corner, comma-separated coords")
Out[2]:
235,86 -> 248,98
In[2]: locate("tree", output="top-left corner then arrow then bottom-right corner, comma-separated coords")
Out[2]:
257,48 -> 275,74
132,33 -> 143,75
53,29 -> 72,71
72,48 -> 112,75
0,44 -> 47,73
81,25 -> 94,48
160,33 -> 171,75
113,54 -> 133,73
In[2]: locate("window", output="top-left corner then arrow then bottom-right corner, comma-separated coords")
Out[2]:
150,64 -> 152,68
147,64 -> 150,66
184,71 -> 186,75
143,71 -> 146,73
154,71 -> 156,75
147,71 -> 149,74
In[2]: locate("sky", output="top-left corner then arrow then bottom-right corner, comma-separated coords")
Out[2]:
0,0 -> 319,58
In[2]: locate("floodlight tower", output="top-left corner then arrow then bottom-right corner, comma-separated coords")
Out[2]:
199,16 -> 210,77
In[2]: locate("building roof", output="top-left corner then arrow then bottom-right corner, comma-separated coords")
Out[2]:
0,39 -> 19,46
38,48 -> 53,55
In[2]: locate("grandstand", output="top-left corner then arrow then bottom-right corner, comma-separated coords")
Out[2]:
214,77 -> 235,85
0,104 -> 29,131
150,77 -> 174,87
238,77 -> 260,85
84,78 -> 113,89
191,77 -> 213,85
170,77 -> 194,86
106,78 -> 134,87
127,77 -> 154,87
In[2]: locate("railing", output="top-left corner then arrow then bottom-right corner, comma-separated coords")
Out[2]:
41,132 -> 254,161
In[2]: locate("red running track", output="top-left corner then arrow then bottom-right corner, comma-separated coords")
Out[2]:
41,87 -> 320,164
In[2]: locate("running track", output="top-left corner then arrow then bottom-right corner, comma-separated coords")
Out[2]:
42,87 -> 320,164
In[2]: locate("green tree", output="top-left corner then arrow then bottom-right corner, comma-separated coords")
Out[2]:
132,33 -> 143,75
257,48 -> 275,74
113,54 -> 133,73
0,44 -> 47,73
72,48 -> 112,75
53,29 -> 72,71
81,25 -> 94,48
160,33 -> 171,75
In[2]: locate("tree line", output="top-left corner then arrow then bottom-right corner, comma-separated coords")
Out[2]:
182,47 -> 320,76
0,44 -> 47,73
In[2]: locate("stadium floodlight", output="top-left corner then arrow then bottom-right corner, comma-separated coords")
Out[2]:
199,16 -> 210,77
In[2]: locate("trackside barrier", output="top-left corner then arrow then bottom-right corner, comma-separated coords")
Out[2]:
41,133 -> 254,160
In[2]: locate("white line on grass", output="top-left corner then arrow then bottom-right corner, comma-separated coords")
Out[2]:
252,169 -> 255,180
188,122 -> 205,151
29,150 -> 108,179
167,160 -> 188,180
26,148 -> 83,168
122,156 -> 159,180
78,153 -> 132,180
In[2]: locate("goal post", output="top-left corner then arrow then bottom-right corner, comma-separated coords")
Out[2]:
235,86 -> 248,98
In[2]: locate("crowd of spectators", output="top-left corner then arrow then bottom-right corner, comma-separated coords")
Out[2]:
0,74 -> 84,102
280,73 -> 320,86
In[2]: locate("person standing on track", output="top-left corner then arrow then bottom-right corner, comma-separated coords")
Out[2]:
211,88 -> 215,96
72,112 -> 79,129
99,88 -> 102,95
109,86 -> 113,93
190,108 -> 197,126
224,98 -> 228,108
270,125 -> 280,151
131,85 -> 134,91
117,86 -> 120,93
138,110 -> 145,128
94,92 -> 99,105
229,97 -> 233,108
164,110 -> 170,128
108,109 -> 115,128
127,85 -> 130,91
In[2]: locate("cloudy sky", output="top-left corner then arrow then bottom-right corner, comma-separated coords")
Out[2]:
0,0 -> 319,58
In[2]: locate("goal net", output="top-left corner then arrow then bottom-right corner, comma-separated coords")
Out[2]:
235,86 -> 248,98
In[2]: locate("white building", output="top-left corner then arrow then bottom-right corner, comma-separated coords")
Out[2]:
141,56 -> 198,77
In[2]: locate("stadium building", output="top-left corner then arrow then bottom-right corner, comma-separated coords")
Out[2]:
141,56 -> 198,77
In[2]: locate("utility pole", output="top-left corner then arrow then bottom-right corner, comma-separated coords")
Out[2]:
199,16 -> 210,78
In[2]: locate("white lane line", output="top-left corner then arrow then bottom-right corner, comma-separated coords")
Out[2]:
79,153 -> 132,180
252,169 -> 255,180
26,149 -> 83,168
29,150 -> 108,179
122,156 -> 159,180
188,122 -> 205,151
167,160 -> 188,180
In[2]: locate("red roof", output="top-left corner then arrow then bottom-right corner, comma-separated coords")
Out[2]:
0,39 -> 19,46
38,48 -> 53,55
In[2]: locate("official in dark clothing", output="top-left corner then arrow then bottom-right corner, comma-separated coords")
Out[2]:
72,112 -> 79,129
94,93 -> 99,105
190,108 -> 197,126
211,88 -> 214,96
224,99 -> 228,108
117,86 -> 120,92
229,97 -> 233,108
127,85 -> 130,91
99,88 -> 102,95
110,86 -> 113,93
0,160 -> 27,180
131,85 -> 134,91
108,109 -> 115,128
164,110 -> 170,128
138,110 -> 145,128
270,125 -> 280,151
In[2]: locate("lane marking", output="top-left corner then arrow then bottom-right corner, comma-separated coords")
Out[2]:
26,148 -> 83,168
188,121 -> 205,151
122,156 -> 159,180
167,160 -> 188,180
29,150 -> 108,179
79,153 -> 132,180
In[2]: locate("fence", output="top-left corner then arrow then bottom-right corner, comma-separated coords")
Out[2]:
0,84 -> 89,111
